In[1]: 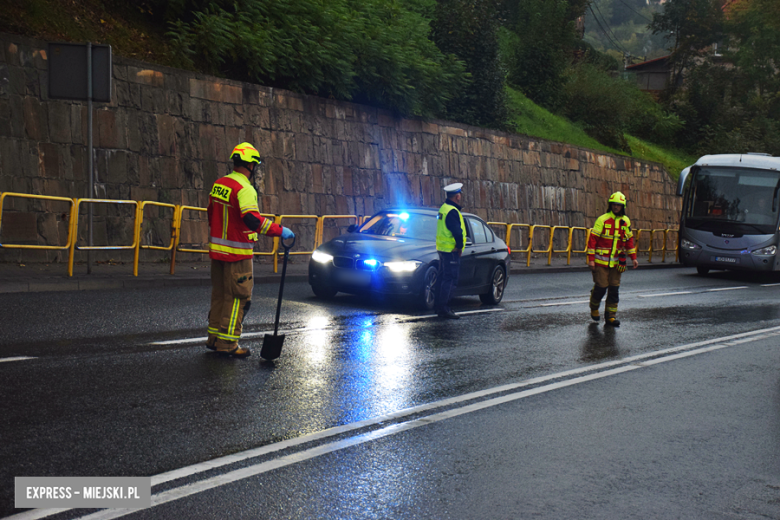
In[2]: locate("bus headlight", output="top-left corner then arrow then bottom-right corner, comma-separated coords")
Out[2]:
383,260 -> 422,273
753,245 -> 777,256
681,238 -> 701,250
312,250 -> 334,264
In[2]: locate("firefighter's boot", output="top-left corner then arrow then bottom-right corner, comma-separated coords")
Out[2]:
604,306 -> 620,327
590,285 -> 606,322
216,340 -> 251,358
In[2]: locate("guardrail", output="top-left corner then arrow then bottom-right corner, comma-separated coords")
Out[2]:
68,198 -> 140,276
0,191 -> 680,275
0,192 -> 76,252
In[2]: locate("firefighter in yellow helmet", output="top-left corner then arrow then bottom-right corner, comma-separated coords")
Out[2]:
205,142 -> 295,357
586,191 -> 638,326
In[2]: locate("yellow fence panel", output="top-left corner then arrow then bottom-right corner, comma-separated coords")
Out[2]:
569,227 -> 592,265
170,205 -> 208,275
272,215 -> 319,273
68,198 -> 140,277
318,215 -> 359,246
133,201 -> 177,276
0,193 -> 76,256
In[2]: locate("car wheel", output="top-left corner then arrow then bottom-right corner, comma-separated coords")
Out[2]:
479,266 -> 506,305
696,266 -> 710,275
311,283 -> 338,299
419,265 -> 438,311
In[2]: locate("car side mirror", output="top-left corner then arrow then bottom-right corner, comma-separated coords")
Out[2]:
347,224 -> 357,233
466,238 -> 473,246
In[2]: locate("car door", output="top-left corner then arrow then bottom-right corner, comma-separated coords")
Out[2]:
464,217 -> 495,290
455,218 -> 478,290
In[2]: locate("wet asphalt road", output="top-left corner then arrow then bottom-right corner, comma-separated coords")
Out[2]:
2,266 -> 780,518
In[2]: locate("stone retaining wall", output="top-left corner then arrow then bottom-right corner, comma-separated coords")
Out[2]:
0,32 -> 681,263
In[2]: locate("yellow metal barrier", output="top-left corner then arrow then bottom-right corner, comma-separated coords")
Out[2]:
487,222 -> 510,245
170,205 -> 208,275
272,214 -> 319,273
1,190 -> 685,272
252,213 -> 281,262
569,227 -> 592,265
318,215 -> 359,246
665,229 -> 680,263
68,198 -> 140,276
0,193 -> 77,255
509,223 -> 533,266
550,226 -> 571,266
133,201 -> 177,276
530,225 -> 553,266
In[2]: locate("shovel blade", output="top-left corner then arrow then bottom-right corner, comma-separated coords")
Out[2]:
260,334 -> 286,360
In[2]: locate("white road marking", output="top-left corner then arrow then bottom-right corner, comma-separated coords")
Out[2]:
66,327 -> 780,520
539,300 -> 590,307
0,326 -> 768,520
761,282 -> 780,287
637,291 -> 694,298
706,286 -> 748,292
0,356 -> 35,363
149,327 -> 312,346
151,309 -> 509,346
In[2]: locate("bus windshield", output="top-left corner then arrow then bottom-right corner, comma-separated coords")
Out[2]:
686,166 -> 780,234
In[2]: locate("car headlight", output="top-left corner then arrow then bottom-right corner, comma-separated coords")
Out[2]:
753,245 -> 777,256
383,260 -> 422,273
312,250 -> 334,264
681,238 -> 701,250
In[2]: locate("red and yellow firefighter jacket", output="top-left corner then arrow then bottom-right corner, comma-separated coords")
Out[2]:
207,172 -> 281,262
587,211 -> 637,268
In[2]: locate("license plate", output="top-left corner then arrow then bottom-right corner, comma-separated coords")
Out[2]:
335,269 -> 371,285
712,256 -> 739,264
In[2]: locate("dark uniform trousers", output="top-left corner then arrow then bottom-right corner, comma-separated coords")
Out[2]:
435,251 -> 460,313
208,257 -> 254,351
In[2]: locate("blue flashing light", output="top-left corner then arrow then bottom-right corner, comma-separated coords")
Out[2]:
363,259 -> 378,267
399,212 -> 410,221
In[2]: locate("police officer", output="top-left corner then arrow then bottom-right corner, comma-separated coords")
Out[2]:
206,142 -> 295,357
435,183 -> 467,319
586,191 -> 638,326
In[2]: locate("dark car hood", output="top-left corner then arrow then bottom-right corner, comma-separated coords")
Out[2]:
320,234 -> 436,261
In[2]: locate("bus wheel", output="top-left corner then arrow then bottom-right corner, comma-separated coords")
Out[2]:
696,266 -> 710,275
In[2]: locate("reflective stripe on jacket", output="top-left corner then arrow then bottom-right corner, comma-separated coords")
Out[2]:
436,202 -> 466,253
207,172 -> 279,262
586,212 -> 637,267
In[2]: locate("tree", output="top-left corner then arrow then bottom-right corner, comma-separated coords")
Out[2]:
650,0 -> 724,92
501,0 -> 587,111
430,0 -> 507,128
164,0 -> 468,117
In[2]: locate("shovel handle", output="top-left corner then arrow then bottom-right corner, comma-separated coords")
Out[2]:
281,235 -> 296,251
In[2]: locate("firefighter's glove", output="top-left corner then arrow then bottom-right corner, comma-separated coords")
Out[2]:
282,227 -> 295,240
617,254 -> 627,273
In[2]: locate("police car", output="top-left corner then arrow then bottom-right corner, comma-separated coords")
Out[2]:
308,208 -> 511,309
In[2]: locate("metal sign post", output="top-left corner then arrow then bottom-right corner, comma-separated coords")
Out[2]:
48,42 -> 112,274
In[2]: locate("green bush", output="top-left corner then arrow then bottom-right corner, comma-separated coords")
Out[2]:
164,0 -> 468,117
561,63 -> 682,151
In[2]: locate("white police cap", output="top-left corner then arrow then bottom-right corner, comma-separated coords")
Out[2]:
443,182 -> 463,194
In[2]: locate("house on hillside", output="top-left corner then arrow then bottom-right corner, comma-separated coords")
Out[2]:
624,55 -> 673,97
624,0 -> 750,96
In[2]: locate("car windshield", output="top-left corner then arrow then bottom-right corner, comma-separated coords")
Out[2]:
686,166 -> 780,234
358,212 -> 437,240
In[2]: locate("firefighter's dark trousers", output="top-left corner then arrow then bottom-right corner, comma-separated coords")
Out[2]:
207,258 -> 254,351
590,265 -> 622,320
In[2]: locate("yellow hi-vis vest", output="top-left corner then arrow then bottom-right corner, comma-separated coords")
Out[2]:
436,202 -> 466,252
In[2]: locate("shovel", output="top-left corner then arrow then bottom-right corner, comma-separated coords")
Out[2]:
261,235 -> 296,360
